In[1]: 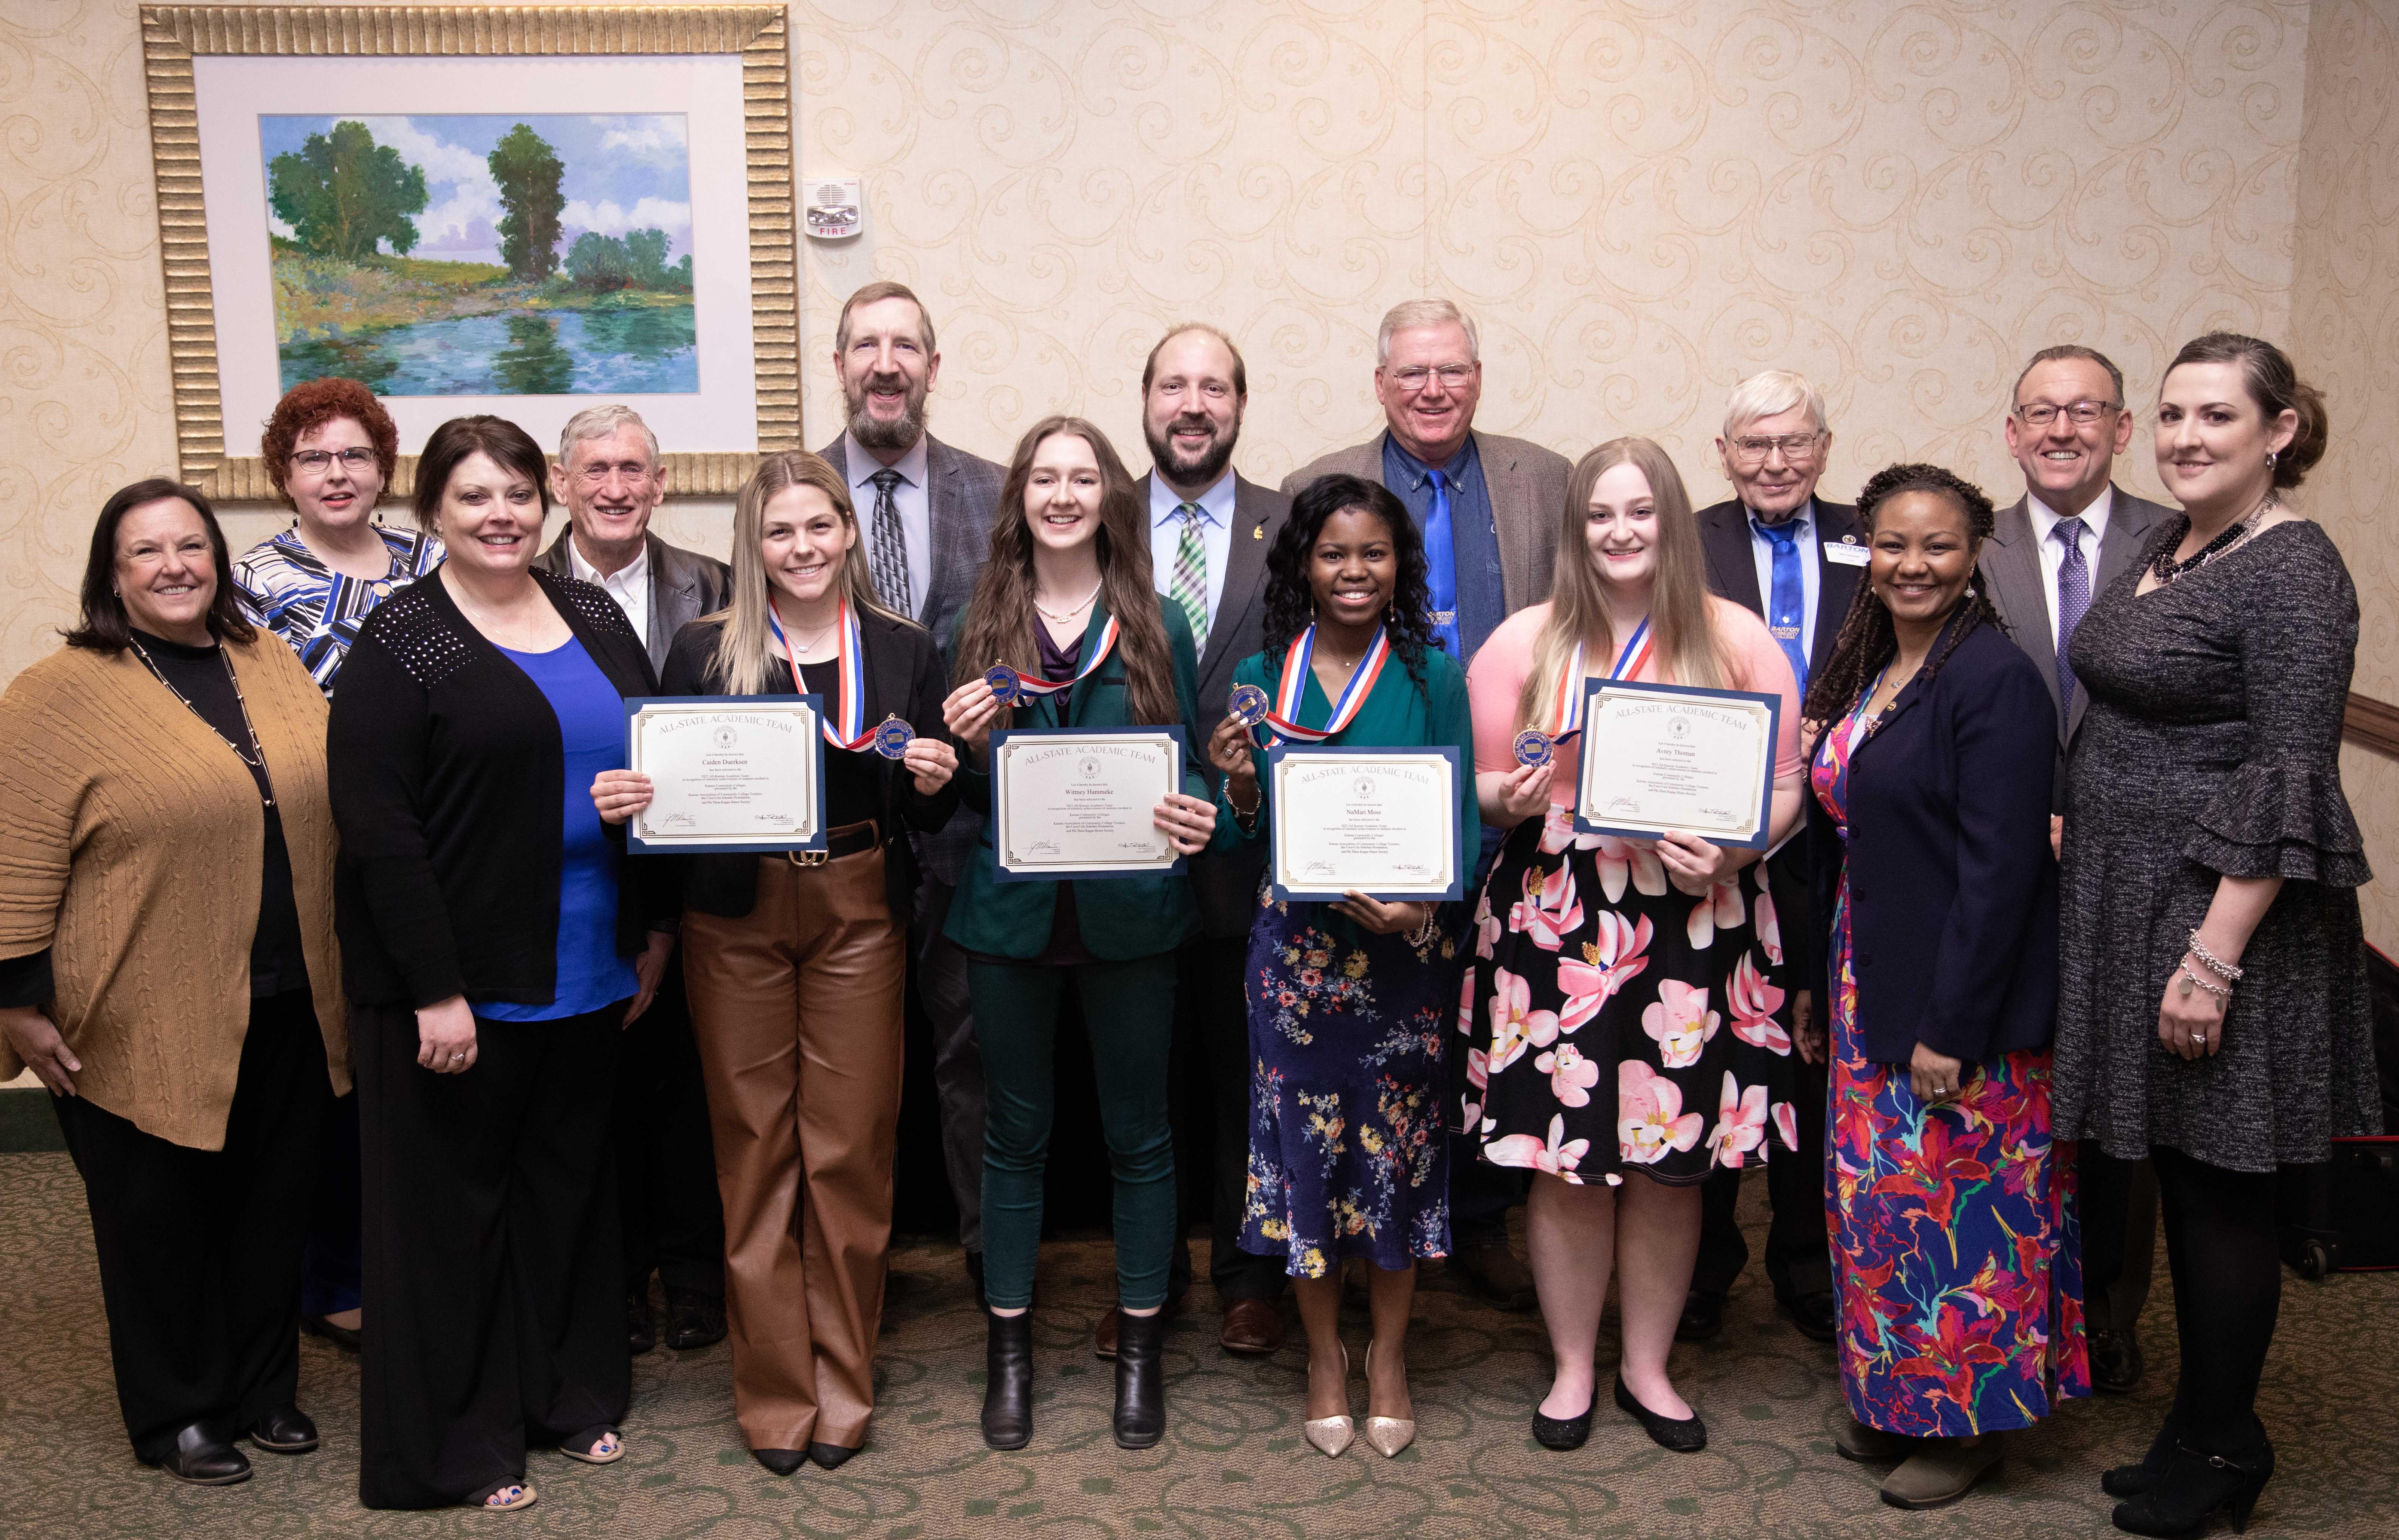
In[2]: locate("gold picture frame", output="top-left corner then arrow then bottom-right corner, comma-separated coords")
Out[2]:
140,3 -> 796,499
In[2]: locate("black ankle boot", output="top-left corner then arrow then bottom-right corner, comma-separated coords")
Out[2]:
982,1312 -> 1034,1450
2102,1411 -> 2180,1499
1112,1309 -> 1166,1449
2110,1435 -> 2274,1537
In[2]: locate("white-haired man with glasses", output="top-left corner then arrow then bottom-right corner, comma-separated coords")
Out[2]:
534,403 -> 734,1358
1687,368 -> 1863,1349
1976,342 -> 2171,1398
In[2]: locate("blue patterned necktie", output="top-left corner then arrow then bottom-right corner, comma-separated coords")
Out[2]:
2053,515 -> 2090,718
1425,467 -> 1461,657
1752,514 -> 1808,690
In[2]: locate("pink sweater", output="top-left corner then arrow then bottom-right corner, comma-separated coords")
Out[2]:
1466,597 -> 1805,806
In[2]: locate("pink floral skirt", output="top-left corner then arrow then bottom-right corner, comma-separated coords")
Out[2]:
1459,805 -> 1798,1186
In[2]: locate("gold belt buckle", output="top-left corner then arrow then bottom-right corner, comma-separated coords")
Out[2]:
787,848 -> 829,867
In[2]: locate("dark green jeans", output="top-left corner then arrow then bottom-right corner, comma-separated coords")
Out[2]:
971,953 -> 1178,1312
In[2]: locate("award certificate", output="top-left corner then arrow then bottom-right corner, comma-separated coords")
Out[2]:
625,695 -> 827,853
1574,679 -> 1780,849
1267,746 -> 1462,902
990,727 -> 1188,880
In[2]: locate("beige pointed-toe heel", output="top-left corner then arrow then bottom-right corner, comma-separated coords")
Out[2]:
1361,1341 -> 1415,1459
1303,1342 -> 1354,1457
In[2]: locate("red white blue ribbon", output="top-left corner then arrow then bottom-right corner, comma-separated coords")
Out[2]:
771,596 -> 879,751
1544,615 -> 1651,745
988,615 -> 1120,703
1249,623 -> 1390,746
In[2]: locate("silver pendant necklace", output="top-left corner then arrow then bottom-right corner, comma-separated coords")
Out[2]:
130,638 -> 277,807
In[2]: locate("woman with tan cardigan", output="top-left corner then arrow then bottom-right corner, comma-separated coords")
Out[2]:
0,478 -> 346,1488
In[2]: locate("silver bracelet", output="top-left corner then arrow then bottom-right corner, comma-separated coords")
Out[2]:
2176,964 -> 2231,1004
1407,905 -> 1440,949
2185,930 -> 2243,982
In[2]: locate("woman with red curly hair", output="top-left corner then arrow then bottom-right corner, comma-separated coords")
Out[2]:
233,377 -> 442,1359
234,377 -> 443,694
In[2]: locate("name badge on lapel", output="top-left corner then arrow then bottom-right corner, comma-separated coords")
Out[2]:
1825,535 -> 1871,568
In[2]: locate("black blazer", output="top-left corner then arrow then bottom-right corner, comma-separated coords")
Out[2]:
660,608 -> 963,921
1804,616 -> 2059,1065
329,568 -> 666,1009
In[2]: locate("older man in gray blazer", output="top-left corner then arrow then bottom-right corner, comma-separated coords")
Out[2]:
1283,298 -> 1567,1311
1977,342 -> 2171,1398
536,403 -> 733,1353
817,280 -> 1007,1303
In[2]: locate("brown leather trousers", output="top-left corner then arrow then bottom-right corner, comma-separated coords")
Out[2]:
682,834 -> 903,1452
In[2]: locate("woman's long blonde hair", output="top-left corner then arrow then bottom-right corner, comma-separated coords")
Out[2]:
708,450 -> 910,695
1514,436 -> 1726,730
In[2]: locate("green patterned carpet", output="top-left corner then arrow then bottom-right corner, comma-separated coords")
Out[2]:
2,1150 -> 2392,1538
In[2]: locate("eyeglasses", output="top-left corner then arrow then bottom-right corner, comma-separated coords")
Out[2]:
2012,400 -> 2120,428
575,460 -> 655,485
289,447 -> 377,475
1726,432 -> 1823,466
1387,364 -> 1477,393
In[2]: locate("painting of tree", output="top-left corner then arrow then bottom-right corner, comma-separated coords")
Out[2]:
266,120 -> 428,260
489,123 -> 566,281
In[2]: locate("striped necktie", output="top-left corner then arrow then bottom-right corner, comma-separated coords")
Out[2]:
1168,501 -> 1209,653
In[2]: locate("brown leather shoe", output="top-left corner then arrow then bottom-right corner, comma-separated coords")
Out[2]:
1095,1292 -> 1185,1359
1220,1298 -> 1285,1355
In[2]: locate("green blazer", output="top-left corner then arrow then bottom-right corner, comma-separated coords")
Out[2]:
1214,641 -> 1481,938
944,596 -> 1213,961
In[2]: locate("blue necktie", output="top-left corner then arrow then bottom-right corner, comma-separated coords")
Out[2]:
2053,516 -> 2091,720
1425,467 -> 1461,657
1753,515 -> 1808,690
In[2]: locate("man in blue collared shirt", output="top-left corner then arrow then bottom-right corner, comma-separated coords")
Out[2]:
1690,369 -> 1866,1351
1281,300 -> 1571,1313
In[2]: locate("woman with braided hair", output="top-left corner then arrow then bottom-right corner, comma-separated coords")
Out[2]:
1800,463 -> 2087,1510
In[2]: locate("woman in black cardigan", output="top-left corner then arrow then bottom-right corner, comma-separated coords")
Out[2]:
1798,464 -> 2085,1511
330,416 -> 674,1513
593,451 -> 959,1475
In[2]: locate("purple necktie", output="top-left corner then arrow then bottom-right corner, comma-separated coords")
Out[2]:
2053,516 -> 2090,717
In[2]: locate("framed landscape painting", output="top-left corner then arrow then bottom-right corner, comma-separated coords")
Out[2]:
141,5 -> 798,498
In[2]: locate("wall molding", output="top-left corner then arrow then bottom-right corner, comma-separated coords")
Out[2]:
2345,693 -> 2399,760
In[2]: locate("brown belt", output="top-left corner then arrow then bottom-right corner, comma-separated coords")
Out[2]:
785,819 -> 880,866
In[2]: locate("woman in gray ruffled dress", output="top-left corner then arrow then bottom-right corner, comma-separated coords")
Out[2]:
2054,332 -> 2380,1540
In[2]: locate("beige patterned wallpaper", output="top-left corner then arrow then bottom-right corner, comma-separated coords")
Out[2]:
4,0 -> 2397,941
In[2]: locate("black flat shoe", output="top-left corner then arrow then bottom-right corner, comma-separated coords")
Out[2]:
2090,1328 -> 2146,1395
2111,1437 -> 2273,1537
1531,1398 -> 1594,1451
2103,1412 -> 2180,1499
664,1288 -> 728,1351
807,1442 -> 858,1470
1781,1289 -> 1838,1343
752,1447 -> 807,1475
1674,1291 -> 1724,1344
1112,1309 -> 1166,1450
147,1421 -> 252,1486
982,1311 -> 1034,1450
1614,1375 -> 1706,1453
299,1313 -> 361,1353
248,1404 -> 319,1454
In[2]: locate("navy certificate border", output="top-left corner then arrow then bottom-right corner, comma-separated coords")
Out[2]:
988,724 -> 1190,882
1265,743 -> 1465,904
1572,678 -> 1780,850
623,693 -> 830,855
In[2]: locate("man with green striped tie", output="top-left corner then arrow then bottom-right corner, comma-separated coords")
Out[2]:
1105,322 -> 1292,1362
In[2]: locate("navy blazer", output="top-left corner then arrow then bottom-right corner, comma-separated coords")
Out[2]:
1805,616 -> 2059,1065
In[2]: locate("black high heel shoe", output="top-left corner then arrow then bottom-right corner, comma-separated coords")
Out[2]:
2110,1437 -> 2273,1538
982,1311 -> 1034,1450
1614,1375 -> 1706,1453
2101,1412 -> 2179,1499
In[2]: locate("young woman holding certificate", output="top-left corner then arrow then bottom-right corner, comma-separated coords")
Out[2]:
1202,472 -> 1477,1460
937,416 -> 1220,1453
589,451 -> 961,1476
1460,437 -> 1804,1456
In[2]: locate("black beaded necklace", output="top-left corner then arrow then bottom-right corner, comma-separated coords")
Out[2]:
2149,496 -> 2276,587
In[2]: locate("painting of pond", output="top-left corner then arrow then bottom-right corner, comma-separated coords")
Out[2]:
260,113 -> 700,397
280,307 -> 697,396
